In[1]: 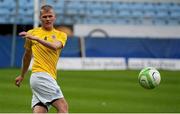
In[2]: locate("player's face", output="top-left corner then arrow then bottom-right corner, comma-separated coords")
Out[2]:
40,9 -> 56,30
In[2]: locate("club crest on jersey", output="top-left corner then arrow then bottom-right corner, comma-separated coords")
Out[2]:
44,36 -> 47,40
52,35 -> 56,39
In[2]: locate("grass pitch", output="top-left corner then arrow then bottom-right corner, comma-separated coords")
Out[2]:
0,69 -> 179,113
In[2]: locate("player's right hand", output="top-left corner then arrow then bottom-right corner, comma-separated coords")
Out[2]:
15,76 -> 24,87
19,31 -> 37,41
19,31 -> 27,37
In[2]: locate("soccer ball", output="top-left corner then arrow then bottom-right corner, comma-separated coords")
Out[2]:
138,67 -> 161,89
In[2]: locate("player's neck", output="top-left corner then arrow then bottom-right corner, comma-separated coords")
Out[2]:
42,27 -> 54,31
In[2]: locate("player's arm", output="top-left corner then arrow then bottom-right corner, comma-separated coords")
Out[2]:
36,38 -> 63,50
15,49 -> 32,87
19,31 -> 63,50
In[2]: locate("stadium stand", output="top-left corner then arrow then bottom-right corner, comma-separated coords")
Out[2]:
0,0 -> 180,25
0,0 -> 180,69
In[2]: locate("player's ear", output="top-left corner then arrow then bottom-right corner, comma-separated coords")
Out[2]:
39,15 -> 41,21
39,10 -> 42,19
54,15 -> 56,22
54,13 -> 57,20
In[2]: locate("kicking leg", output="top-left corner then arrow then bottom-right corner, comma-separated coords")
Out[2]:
33,102 -> 48,113
52,98 -> 68,113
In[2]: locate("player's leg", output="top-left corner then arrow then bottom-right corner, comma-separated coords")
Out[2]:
33,102 -> 48,113
30,73 -> 49,113
52,98 -> 68,113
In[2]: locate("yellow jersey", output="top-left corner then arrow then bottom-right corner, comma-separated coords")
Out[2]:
24,27 -> 67,79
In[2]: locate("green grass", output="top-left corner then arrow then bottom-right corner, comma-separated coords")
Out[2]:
0,69 -> 180,113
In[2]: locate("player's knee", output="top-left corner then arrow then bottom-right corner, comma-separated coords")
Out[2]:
33,105 -> 48,113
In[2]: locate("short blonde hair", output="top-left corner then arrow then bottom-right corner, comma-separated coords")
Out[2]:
40,5 -> 55,15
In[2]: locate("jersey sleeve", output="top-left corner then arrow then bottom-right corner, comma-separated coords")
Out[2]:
57,31 -> 67,48
24,30 -> 33,50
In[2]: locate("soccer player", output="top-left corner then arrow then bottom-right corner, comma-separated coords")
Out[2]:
15,5 -> 68,113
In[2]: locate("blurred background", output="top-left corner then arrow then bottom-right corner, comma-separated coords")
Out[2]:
0,0 -> 180,69
0,0 -> 180,113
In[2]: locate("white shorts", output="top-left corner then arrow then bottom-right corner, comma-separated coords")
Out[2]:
30,72 -> 64,109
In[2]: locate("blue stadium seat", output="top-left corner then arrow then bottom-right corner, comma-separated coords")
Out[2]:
102,1 -> 112,10
155,11 -> 169,19
51,0 -> 65,15
45,0 -> 64,10
167,19 -> 180,25
87,1 -> 101,9
87,9 -> 104,17
170,11 -> 180,19
131,10 -> 144,18
19,0 -> 33,9
152,11 -> 169,25
63,17 -> 74,25
169,3 -> 180,11
142,2 -> 155,11
118,10 -> 131,18
0,8 -> 11,15
154,3 -> 169,11
0,15 -> 8,24
101,18 -> 115,24
131,11 -> 144,24
16,15 -> 33,24
65,1 -> 86,15
102,2 -> 112,17
55,15 -> 64,24
166,9 -> 180,25
112,2 -> 130,11
72,16 -> 85,24
86,1 -> 103,17
153,19 -> 168,25
84,17 -> 103,24
143,10 -> 156,18
129,2 -> 144,11
0,0 -> 15,9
